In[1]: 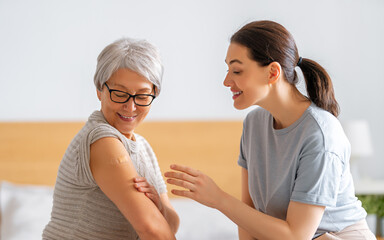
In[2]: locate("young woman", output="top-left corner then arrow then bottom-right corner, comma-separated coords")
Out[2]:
163,21 -> 376,239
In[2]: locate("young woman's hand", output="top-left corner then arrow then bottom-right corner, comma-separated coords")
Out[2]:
164,164 -> 224,209
134,177 -> 164,213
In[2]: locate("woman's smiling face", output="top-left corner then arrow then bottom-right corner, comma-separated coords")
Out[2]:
97,68 -> 154,140
223,43 -> 270,110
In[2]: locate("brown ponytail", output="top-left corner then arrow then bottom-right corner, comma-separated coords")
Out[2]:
231,20 -> 340,117
299,58 -> 339,117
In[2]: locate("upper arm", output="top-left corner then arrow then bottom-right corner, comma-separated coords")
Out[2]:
241,167 -> 254,208
90,137 -> 173,238
286,201 -> 325,239
286,151 -> 331,239
286,151 -> 339,239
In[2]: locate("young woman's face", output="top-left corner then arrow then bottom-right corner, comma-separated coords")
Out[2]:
223,43 -> 270,110
97,68 -> 154,140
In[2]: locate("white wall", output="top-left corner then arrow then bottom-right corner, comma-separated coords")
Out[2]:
0,0 -> 383,179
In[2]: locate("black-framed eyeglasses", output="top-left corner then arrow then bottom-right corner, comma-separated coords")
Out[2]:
104,83 -> 156,106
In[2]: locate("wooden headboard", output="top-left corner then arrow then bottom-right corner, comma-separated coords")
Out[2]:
0,121 -> 243,199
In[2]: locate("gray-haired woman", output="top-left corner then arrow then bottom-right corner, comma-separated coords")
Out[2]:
43,38 -> 178,240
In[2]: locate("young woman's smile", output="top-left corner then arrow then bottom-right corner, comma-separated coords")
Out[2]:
231,90 -> 243,100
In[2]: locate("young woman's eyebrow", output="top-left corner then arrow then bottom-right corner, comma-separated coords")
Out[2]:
225,59 -> 243,65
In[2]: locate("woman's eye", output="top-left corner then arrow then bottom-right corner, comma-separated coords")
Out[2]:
113,92 -> 128,98
227,69 -> 241,74
136,95 -> 149,100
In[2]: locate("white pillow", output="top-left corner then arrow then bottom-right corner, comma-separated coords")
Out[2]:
0,182 -> 53,240
171,198 -> 238,240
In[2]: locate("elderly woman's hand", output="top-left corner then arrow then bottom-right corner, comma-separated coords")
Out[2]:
134,177 -> 164,213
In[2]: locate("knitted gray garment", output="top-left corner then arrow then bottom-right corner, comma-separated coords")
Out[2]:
43,111 -> 167,240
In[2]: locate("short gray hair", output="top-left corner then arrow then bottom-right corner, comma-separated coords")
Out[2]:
94,38 -> 163,95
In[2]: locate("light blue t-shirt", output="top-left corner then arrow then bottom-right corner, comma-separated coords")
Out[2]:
238,103 -> 366,238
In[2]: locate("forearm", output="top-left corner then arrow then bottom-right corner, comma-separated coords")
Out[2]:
138,225 -> 175,240
239,227 -> 257,240
118,197 -> 176,240
217,191 -> 295,240
165,165 -> 321,239
161,205 -> 180,234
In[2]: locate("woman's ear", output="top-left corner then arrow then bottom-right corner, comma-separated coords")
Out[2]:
97,89 -> 102,101
268,62 -> 281,85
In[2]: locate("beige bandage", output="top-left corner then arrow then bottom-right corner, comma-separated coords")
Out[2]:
116,155 -> 129,164
109,155 -> 130,165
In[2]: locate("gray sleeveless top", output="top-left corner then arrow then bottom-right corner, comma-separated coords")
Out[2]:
42,111 -> 167,240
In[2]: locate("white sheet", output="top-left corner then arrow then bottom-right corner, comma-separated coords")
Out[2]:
0,182 -> 53,240
172,198 -> 238,239
0,182 -> 237,240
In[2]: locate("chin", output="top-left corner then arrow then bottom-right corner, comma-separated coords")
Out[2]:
234,102 -> 250,110
115,124 -> 135,136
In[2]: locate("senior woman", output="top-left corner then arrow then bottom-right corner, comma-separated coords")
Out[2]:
43,38 -> 178,240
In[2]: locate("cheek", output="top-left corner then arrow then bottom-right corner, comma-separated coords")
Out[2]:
236,76 -> 253,90
100,96 -> 119,113
99,91 -> 108,105
138,107 -> 151,119
243,73 -> 266,89
100,97 -> 108,109
236,73 -> 254,87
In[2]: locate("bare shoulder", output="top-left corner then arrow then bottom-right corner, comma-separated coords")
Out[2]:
89,137 -> 175,238
90,137 -> 138,184
91,137 -> 127,159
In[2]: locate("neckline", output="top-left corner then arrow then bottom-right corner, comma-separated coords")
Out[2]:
89,110 -> 139,152
271,103 -> 314,135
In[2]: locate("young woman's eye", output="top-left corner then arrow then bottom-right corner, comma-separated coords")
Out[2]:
227,69 -> 241,74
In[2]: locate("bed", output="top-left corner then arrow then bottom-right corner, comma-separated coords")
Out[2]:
0,121 -> 243,240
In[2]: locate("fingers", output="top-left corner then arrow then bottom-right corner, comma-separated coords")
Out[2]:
165,164 -> 203,196
166,178 -> 196,192
171,189 -> 194,199
164,170 -> 196,184
133,177 -> 147,183
133,178 -> 156,194
169,164 -> 200,177
136,186 -> 152,193
133,177 -> 163,211
134,181 -> 151,188
145,192 -> 158,200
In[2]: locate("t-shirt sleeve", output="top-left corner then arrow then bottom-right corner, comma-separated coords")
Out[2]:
77,124 -> 124,187
238,134 -> 247,169
291,151 -> 343,207
238,122 -> 248,169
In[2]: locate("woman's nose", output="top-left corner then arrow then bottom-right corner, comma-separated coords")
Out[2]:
123,97 -> 136,111
223,73 -> 232,87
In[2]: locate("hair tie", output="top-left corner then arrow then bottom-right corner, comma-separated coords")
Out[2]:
297,57 -> 303,67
